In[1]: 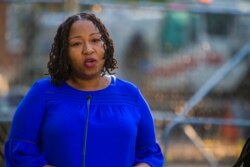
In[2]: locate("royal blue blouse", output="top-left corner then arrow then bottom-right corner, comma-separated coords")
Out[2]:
5,76 -> 164,167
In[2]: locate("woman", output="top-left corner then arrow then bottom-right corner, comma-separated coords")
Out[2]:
4,12 -> 164,167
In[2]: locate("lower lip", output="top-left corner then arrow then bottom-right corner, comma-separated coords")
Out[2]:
84,61 -> 96,68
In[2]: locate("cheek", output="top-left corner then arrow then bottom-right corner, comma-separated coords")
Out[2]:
68,47 -> 80,56
98,47 -> 105,59
68,48 -> 82,59
67,54 -> 81,68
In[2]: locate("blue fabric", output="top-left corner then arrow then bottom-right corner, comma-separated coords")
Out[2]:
5,76 -> 164,167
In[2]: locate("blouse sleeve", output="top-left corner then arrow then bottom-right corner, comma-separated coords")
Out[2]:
4,82 -> 48,167
134,89 -> 164,167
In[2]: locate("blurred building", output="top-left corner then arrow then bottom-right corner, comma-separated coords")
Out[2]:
1,1 -> 250,166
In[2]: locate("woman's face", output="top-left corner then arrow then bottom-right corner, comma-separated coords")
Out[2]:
67,19 -> 105,80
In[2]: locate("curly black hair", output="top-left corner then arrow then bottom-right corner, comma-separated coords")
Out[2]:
47,12 -> 117,85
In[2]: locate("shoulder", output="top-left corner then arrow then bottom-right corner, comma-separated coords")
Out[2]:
26,77 -> 66,98
33,77 -> 53,87
112,76 -> 140,95
29,77 -> 56,91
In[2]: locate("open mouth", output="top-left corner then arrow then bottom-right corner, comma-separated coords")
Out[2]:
84,58 -> 97,68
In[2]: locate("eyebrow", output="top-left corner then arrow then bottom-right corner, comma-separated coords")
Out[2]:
69,32 -> 101,40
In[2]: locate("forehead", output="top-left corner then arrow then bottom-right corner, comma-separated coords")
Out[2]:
69,19 -> 100,34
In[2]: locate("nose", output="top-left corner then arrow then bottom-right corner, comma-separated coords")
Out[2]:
83,42 -> 94,55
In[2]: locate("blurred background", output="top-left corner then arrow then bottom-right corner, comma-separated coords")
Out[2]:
0,0 -> 250,166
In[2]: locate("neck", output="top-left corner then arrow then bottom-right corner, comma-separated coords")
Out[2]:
66,75 -> 110,91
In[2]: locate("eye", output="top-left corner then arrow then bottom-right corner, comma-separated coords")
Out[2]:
70,42 -> 82,47
92,38 -> 102,43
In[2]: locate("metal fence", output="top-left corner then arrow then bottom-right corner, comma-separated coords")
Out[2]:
1,1 -> 250,167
